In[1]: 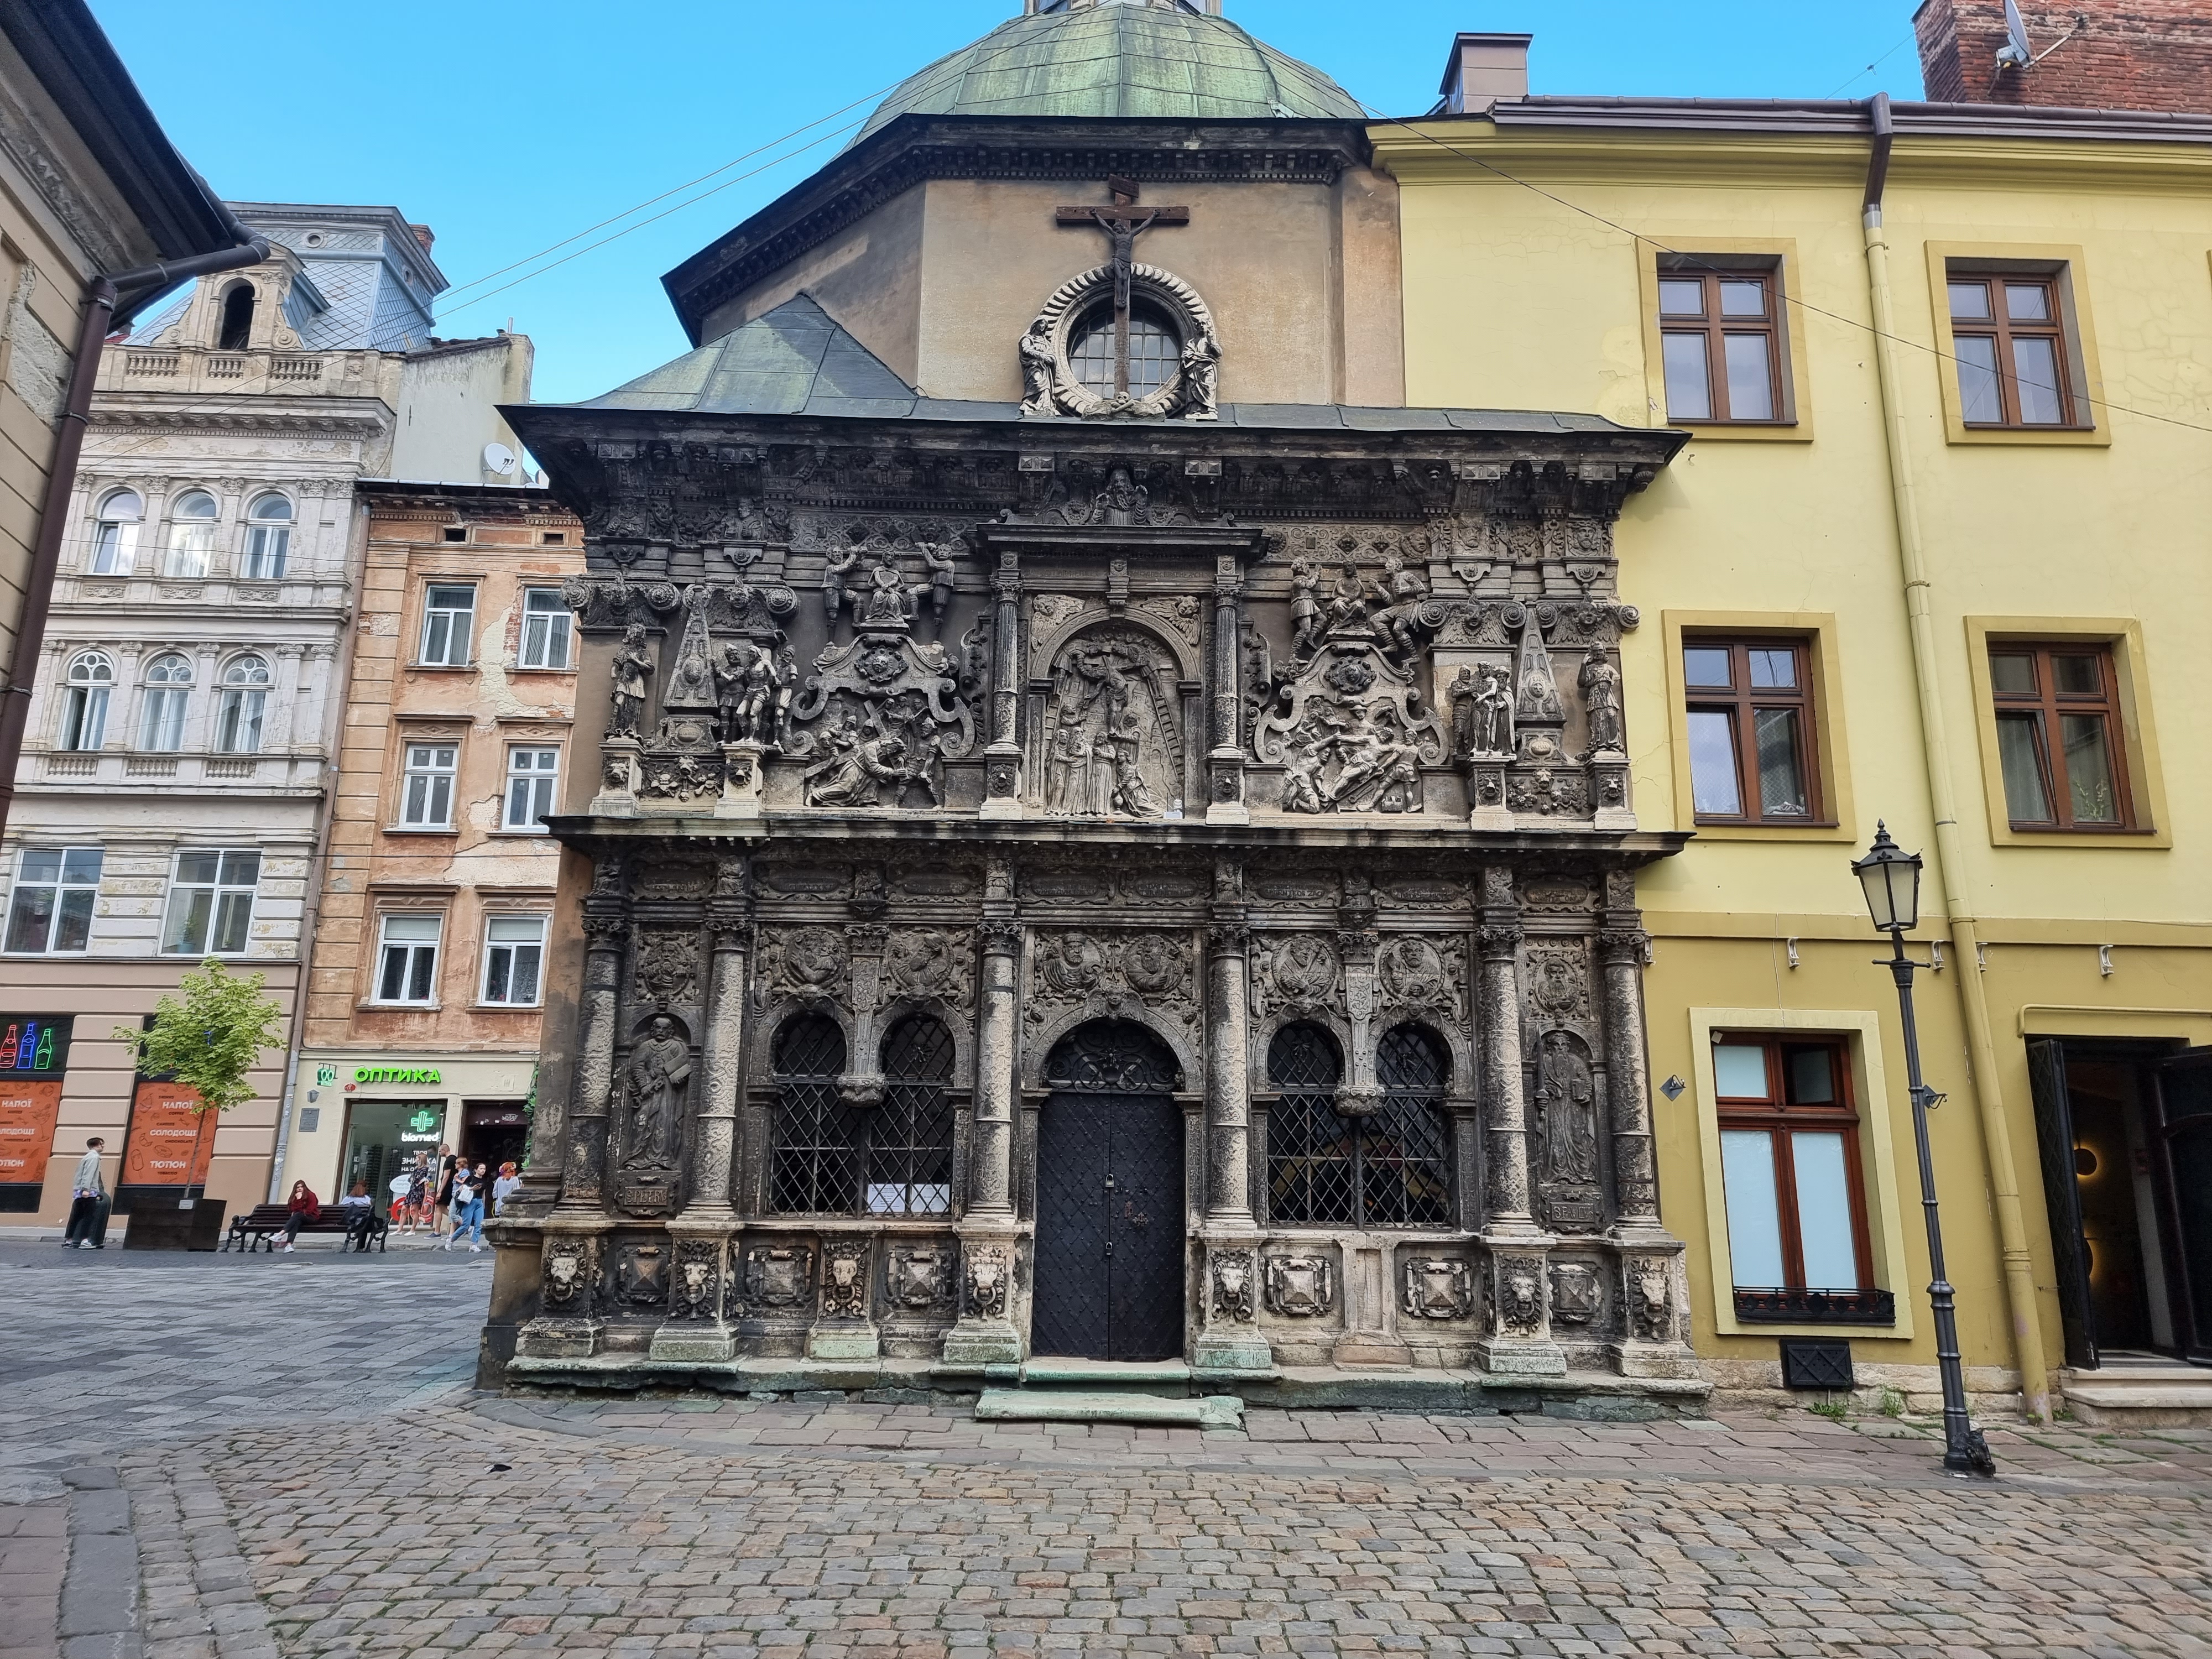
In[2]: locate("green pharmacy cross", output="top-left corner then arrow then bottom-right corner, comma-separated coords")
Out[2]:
1055,175 -> 1188,399
408,1108 -> 440,1136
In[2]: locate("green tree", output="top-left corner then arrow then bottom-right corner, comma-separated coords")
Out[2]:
114,959 -> 286,1202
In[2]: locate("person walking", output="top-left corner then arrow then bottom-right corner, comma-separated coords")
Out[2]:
491,1161 -> 521,1215
430,1146 -> 457,1240
278,1180 -> 320,1253
60,1137 -> 108,1248
441,1162 -> 486,1253
387,1167 -> 416,1234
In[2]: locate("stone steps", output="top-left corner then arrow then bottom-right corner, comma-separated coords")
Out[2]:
974,1387 -> 1245,1428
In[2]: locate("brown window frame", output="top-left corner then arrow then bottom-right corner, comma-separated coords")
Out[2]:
1988,641 -> 2137,832
1681,634 -> 1827,827
1715,1034 -> 1885,1321
1945,270 -> 2086,431
1656,263 -> 1787,425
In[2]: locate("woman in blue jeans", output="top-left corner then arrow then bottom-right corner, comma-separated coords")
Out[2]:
441,1162 -> 487,1252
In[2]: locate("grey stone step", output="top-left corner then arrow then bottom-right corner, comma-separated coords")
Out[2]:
974,1387 -> 1244,1428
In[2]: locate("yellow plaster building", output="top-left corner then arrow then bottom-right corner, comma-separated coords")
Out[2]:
1378,57 -> 2212,1422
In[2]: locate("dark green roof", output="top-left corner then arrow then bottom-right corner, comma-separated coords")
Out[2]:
850,4 -> 1363,147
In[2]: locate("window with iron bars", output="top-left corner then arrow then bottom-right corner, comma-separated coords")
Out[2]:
768,1013 -> 956,1217
1265,1020 -> 1452,1227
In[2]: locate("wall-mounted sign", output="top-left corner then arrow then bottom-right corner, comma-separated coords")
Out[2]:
354,1065 -> 442,1086
400,1105 -> 444,1145
119,1078 -> 215,1196
315,1063 -> 337,1086
0,1015 -> 73,1211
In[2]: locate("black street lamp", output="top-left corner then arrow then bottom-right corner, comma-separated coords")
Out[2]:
1852,822 -> 1996,1478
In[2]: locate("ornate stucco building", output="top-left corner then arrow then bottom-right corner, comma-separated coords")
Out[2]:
0,202 -> 534,1220
484,0 -> 1704,1411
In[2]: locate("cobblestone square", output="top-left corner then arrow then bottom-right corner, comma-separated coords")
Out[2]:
4,1239 -> 2211,1659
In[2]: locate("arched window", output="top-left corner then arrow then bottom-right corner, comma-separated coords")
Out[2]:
162,491 -> 218,578
138,653 -> 192,752
874,1014 -> 955,1215
214,655 -> 269,755
58,650 -> 114,752
241,493 -> 291,579
1370,1024 -> 1452,1227
768,1015 -> 855,1214
88,489 -> 141,575
217,283 -> 254,351
1266,1022 -> 1352,1224
1070,300 -> 1180,399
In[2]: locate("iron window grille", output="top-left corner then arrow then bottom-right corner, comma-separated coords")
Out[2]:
1265,1020 -> 1451,1228
872,1015 -> 956,1216
769,1013 -> 957,1218
768,1014 -> 860,1215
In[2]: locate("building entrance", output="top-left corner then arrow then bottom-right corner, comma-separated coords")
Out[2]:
1032,1021 -> 1185,1362
2029,1041 -> 2212,1367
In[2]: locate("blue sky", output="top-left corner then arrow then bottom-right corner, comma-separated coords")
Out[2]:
91,2 -> 1927,406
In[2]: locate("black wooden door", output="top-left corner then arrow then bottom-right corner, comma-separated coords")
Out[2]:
2027,1038 -> 2098,1370
1032,1021 -> 1185,1361
2151,1049 -> 2212,1363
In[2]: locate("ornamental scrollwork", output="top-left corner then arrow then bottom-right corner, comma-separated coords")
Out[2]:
755,925 -> 849,1007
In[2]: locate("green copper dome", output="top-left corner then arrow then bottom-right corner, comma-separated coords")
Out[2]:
849,3 -> 1364,147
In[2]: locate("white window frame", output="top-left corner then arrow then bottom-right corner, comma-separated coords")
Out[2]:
161,848 -> 259,957
479,914 -> 547,1006
518,587 -> 572,670
399,742 -> 459,828
161,490 -> 218,578
58,651 -> 114,751
374,913 -> 442,1005
241,493 -> 292,579
89,489 -> 142,575
4,845 -> 102,954
214,655 -> 270,755
419,585 -> 476,667
138,654 -> 194,752
501,745 -> 559,832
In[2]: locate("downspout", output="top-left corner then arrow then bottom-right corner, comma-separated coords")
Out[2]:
1859,92 -> 2050,1421
0,206 -> 270,835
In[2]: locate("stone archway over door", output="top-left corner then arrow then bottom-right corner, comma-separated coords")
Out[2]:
1033,1020 -> 1185,1361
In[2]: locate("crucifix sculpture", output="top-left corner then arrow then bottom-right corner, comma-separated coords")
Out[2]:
1056,174 -> 1188,399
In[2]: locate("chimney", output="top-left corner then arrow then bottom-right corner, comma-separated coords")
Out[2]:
410,222 -> 436,253
1437,32 -> 1531,114
1913,0 -> 2212,113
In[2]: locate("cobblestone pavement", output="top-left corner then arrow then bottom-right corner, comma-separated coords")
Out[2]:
5,1246 -> 2212,1658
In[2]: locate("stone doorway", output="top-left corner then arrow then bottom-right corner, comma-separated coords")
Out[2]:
1032,1020 -> 1185,1361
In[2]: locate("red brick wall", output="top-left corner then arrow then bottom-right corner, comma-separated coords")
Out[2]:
1914,0 -> 2212,112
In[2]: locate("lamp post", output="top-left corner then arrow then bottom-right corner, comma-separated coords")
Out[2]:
1853,822 -> 1994,1477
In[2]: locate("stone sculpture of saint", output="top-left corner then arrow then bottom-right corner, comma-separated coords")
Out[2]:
921,542 -> 957,628
1289,561 -> 1323,656
1279,728 -> 1326,815
822,543 -> 860,630
1107,703 -> 1156,815
1045,701 -> 1092,814
805,729 -> 908,808
1180,326 -> 1220,420
624,1015 -> 692,1169
1451,667 -> 1513,759
769,647 -> 799,749
1018,319 -> 1056,416
1537,1030 -> 1598,1185
713,642 -> 757,744
608,623 -> 653,739
1579,645 -> 1624,755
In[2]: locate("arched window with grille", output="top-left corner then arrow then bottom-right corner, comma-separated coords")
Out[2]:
215,655 -> 270,754
58,651 -> 114,752
89,489 -> 141,574
162,491 -> 218,578
768,1014 -> 856,1214
1266,1021 -> 1352,1224
873,1014 -> 955,1216
1369,1024 -> 1453,1227
138,653 -> 192,752
242,494 -> 291,578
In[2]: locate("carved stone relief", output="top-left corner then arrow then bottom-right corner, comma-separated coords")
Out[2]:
880,928 -> 975,1010
1249,933 -> 1339,1021
1027,929 -> 1197,1037
541,1237 -> 594,1313
619,1015 -> 691,1173
821,1243 -> 870,1321
1037,623 -> 1181,818
887,1244 -> 954,1311
755,926 -> 849,1006
1209,1250 -> 1256,1323
1263,1254 -> 1335,1318
743,1245 -> 814,1313
671,1239 -> 723,1322
633,929 -> 700,1008
1525,938 -> 1591,1026
964,1245 -> 1010,1319
1374,935 -> 1465,1021
1535,1029 -> 1603,1233
614,1240 -> 667,1308
1550,1260 -> 1601,1327
1494,1255 -> 1546,1336
1627,1259 -> 1674,1343
1401,1256 -> 1475,1321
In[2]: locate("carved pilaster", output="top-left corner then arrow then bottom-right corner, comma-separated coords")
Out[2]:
968,912 -> 1022,1219
841,923 -> 890,1106
979,552 -> 1024,818
559,862 -> 628,1212
1204,555 -> 1248,824
1598,924 -> 1661,1228
1475,870 -> 1533,1230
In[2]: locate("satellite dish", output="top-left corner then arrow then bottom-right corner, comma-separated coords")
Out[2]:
1997,0 -> 2032,69
483,441 -> 518,477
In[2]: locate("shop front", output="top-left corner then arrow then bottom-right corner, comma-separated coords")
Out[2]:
283,1052 -> 535,1216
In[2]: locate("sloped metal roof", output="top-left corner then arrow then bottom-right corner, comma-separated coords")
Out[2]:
850,5 -> 1362,148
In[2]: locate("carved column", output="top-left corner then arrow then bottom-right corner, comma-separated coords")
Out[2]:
1474,865 -> 1564,1376
651,853 -> 748,1363
945,853 -> 1023,1366
979,551 -> 1024,819
1204,553 -> 1249,825
1196,858 -> 1269,1372
842,925 -> 891,1105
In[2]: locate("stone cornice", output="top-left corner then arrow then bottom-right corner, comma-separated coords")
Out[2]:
88,392 -> 394,439
663,114 -> 1373,345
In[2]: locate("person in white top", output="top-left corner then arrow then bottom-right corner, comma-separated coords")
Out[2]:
61,1137 -> 108,1249
491,1161 -> 523,1215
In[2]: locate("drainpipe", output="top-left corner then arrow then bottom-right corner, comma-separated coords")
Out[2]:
1859,92 -> 2051,1421
0,206 -> 270,836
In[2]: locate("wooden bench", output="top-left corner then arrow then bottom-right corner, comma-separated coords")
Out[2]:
221,1204 -> 387,1253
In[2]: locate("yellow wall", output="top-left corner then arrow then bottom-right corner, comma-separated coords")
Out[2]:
1380,118 -> 2212,1408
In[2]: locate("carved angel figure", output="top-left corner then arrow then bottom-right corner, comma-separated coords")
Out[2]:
1018,319 -> 1057,416
609,623 -> 653,739
624,1015 -> 692,1168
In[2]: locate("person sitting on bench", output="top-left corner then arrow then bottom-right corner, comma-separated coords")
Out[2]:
337,1181 -> 378,1251
279,1181 -> 320,1253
